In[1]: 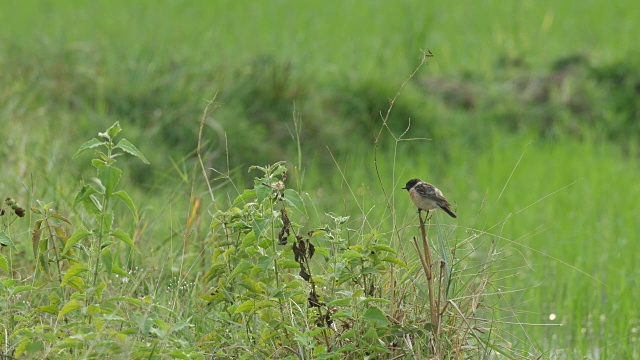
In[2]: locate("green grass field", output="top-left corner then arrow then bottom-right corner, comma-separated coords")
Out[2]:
1,1 -> 640,358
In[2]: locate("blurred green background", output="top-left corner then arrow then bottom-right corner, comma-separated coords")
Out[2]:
2,0 -> 639,357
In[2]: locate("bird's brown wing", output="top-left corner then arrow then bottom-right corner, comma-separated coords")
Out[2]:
415,183 -> 436,197
420,183 -> 457,218
417,183 -> 447,202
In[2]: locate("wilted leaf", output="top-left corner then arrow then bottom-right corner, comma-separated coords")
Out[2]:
299,264 -> 311,281
308,290 -> 324,307
50,212 -> 72,225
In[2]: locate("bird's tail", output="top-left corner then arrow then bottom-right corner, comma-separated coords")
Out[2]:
440,204 -> 457,218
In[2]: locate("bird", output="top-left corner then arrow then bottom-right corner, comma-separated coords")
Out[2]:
402,178 -> 457,218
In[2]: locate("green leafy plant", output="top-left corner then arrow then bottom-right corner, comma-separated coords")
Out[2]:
0,197 -> 27,273
2,122 -> 205,359
196,159 -> 522,358
199,162 -> 406,358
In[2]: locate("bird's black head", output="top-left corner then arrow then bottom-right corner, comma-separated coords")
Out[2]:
402,178 -> 421,191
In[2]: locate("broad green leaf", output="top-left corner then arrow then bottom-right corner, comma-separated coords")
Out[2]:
72,183 -> 98,209
91,158 -> 106,168
102,210 -> 114,234
203,263 -> 226,284
113,190 -> 138,221
382,256 -> 409,269
73,138 -> 106,158
361,266 -> 379,275
239,277 -> 264,294
65,276 -> 85,291
327,298 -> 351,307
58,299 -> 83,320
341,249 -> 363,260
106,121 -> 122,138
232,189 -> 257,206
313,246 -> 331,258
284,189 -> 307,216
168,350 -> 189,359
14,341 -> 27,358
229,260 -> 253,279
62,227 -> 91,255
35,305 -> 59,315
98,165 -> 121,201
153,318 -> 171,331
110,229 -> 137,250
115,138 -> 150,164
170,322 -> 191,333
251,218 -> 270,239
338,329 -> 356,342
0,231 -> 18,251
0,253 -> 7,272
86,304 -> 100,316
95,281 -> 107,301
360,297 -> 391,305
240,231 -> 257,248
133,313 -> 153,334
255,183 -> 272,204
234,299 -> 256,314
363,306 -> 389,328
10,285 -> 36,296
84,195 -> 102,217
61,263 -> 88,287
280,259 -> 300,269
101,248 -> 113,276
372,244 -> 397,254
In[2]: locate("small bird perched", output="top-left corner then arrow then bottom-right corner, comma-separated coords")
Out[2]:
402,178 -> 457,218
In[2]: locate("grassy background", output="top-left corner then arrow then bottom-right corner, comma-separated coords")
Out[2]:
2,0 -> 640,357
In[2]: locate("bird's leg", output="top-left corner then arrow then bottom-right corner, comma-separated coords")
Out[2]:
426,210 -> 432,221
